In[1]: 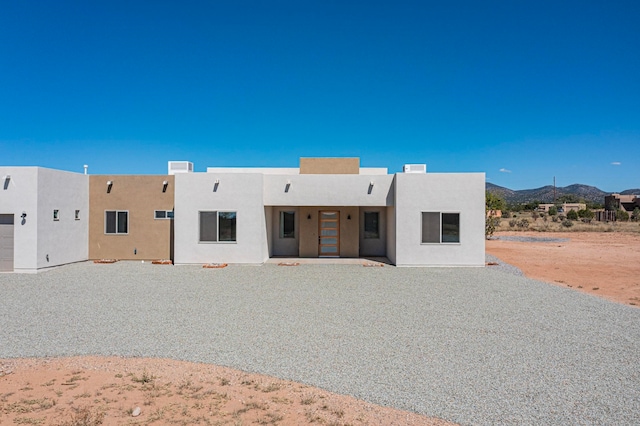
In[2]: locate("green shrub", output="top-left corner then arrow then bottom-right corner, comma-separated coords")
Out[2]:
516,218 -> 530,229
562,219 -> 574,228
566,210 -> 578,220
616,210 -> 630,221
548,206 -> 558,216
509,219 -> 517,228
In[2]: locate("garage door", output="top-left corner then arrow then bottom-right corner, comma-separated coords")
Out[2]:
0,214 -> 14,272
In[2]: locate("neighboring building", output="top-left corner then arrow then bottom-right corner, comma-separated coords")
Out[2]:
605,194 -> 640,213
0,167 -> 88,273
1,158 -> 486,271
538,203 -> 586,213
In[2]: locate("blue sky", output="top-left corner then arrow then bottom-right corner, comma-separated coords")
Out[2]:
1,1 -> 638,191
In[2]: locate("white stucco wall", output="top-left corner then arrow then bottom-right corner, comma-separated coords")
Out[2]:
393,173 -> 485,266
0,167 -> 39,272
263,174 -> 394,206
0,167 -> 88,272
173,173 -> 268,264
36,168 -> 88,270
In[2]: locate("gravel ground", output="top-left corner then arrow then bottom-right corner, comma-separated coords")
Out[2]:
491,236 -> 570,243
1,261 -> 638,425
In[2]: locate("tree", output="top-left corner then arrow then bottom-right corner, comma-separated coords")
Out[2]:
486,191 -> 506,212
548,206 -> 558,216
485,192 -> 505,238
566,209 -> 578,220
632,207 -> 640,222
616,209 -> 630,221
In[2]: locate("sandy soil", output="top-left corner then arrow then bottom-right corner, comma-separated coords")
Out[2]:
486,231 -> 640,307
0,357 -> 453,426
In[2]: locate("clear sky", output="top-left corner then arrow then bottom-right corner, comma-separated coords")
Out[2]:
1,1 -> 638,191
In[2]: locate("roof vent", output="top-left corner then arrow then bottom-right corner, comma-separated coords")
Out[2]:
168,161 -> 194,175
403,164 -> 427,173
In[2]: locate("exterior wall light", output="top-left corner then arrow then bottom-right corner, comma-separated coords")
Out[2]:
285,180 -> 291,193
213,179 -> 220,192
3,175 -> 10,190
368,181 -> 374,195
107,180 -> 113,193
21,212 -> 27,219
162,180 -> 168,193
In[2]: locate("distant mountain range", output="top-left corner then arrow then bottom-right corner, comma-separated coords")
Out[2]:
486,183 -> 640,205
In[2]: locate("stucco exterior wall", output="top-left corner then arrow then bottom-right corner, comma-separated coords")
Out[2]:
394,173 -> 485,266
263,174 -> 394,206
385,206 -> 396,264
300,158 -> 359,174
36,168 -> 88,269
359,206 -> 387,256
0,167 -> 39,272
89,175 -> 174,260
174,173 -> 268,264
0,167 -> 88,273
271,207 -> 299,256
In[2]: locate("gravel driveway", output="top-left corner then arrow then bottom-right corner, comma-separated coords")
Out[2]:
1,261 -> 638,425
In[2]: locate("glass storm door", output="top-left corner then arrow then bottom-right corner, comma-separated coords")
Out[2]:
318,211 -> 340,257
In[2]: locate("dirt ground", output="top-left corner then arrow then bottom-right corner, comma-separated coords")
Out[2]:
0,357 -> 453,426
486,231 -> 640,307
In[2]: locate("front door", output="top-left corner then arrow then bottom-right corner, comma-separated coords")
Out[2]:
318,211 -> 339,257
0,214 -> 14,272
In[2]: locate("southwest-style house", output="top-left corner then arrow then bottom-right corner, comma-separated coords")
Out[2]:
0,158 -> 485,272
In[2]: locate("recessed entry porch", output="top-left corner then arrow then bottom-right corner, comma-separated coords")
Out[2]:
267,206 -> 390,259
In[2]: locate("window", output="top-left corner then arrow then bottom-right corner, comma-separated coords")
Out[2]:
421,212 -> 460,243
75,210 -> 80,220
105,210 -> 128,234
199,211 -> 236,242
364,211 -> 379,239
279,211 -> 295,238
154,210 -> 174,219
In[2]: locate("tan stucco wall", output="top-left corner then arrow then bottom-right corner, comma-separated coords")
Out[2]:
300,158 -> 360,174
298,207 -> 359,257
89,175 -> 174,260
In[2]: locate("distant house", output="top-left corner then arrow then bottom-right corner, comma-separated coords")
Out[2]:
537,203 -> 586,213
605,194 -> 640,213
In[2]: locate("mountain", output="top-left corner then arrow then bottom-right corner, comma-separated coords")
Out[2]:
485,183 -> 638,205
621,189 -> 640,195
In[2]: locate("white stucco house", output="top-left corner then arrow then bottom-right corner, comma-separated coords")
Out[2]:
173,158 -> 485,267
1,158 -> 485,272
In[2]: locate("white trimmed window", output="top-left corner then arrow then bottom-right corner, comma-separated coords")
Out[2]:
154,210 -> 174,219
105,210 -> 128,234
421,212 -> 460,243
279,211 -> 295,238
199,211 -> 236,242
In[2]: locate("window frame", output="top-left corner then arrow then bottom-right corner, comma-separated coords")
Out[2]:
105,210 -> 129,235
363,211 -> 380,239
154,210 -> 174,220
199,210 -> 237,243
279,211 -> 295,239
421,212 -> 460,244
